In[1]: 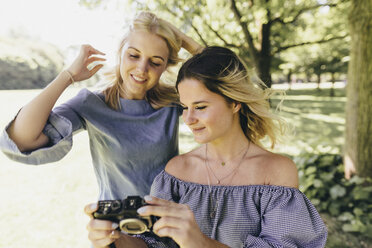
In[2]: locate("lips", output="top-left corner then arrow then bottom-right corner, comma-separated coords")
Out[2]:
131,74 -> 147,84
191,127 -> 205,133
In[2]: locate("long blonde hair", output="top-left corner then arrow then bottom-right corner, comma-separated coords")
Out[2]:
103,12 -> 182,110
176,46 -> 286,148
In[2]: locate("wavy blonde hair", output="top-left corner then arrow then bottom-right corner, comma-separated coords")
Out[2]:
176,46 -> 286,148
103,12 -> 182,110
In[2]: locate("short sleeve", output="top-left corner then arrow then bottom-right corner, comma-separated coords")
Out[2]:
0,89 -> 89,165
244,188 -> 327,248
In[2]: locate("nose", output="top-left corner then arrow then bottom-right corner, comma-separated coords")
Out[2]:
136,59 -> 148,73
183,109 -> 197,126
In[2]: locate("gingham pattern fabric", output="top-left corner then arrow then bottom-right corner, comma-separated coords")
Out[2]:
136,170 -> 327,248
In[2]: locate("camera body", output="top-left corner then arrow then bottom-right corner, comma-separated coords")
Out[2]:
93,196 -> 158,235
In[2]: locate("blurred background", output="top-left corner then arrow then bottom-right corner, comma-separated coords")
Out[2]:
0,0 -> 371,247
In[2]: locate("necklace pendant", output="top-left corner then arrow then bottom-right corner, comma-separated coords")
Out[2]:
217,179 -> 220,184
210,211 -> 215,218
221,162 -> 225,166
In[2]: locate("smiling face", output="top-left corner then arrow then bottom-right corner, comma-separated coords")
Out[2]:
178,78 -> 241,144
120,30 -> 169,100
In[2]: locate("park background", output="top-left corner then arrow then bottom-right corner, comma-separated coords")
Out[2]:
0,0 -> 371,247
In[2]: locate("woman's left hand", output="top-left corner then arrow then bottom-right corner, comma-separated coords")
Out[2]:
137,196 -> 211,248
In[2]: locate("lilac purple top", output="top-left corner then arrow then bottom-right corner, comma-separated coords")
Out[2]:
0,89 -> 181,200
136,170 -> 327,248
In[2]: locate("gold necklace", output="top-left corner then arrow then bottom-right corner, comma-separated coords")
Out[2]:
204,164 -> 218,218
204,142 -> 250,218
205,142 -> 250,184
219,146 -> 248,166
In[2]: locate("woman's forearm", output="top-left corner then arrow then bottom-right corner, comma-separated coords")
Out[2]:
114,234 -> 148,248
203,237 -> 230,248
7,71 -> 73,152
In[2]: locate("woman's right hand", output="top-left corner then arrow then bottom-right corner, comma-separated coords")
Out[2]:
84,203 -> 121,248
67,44 -> 106,83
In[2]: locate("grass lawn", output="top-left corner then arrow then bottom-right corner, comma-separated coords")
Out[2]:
270,83 -> 346,157
181,82 -> 346,158
0,83 -> 357,248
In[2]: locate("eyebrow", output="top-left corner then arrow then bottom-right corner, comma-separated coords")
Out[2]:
128,47 -> 165,62
180,100 -> 209,106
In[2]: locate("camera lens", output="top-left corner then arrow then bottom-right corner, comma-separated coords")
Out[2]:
119,219 -> 148,234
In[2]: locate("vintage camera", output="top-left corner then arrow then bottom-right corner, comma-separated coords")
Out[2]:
93,196 -> 158,235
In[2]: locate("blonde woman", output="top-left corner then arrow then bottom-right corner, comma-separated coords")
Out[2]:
0,12 -> 202,199
85,46 -> 327,247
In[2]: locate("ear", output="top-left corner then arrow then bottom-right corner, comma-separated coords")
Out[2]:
232,102 -> 241,114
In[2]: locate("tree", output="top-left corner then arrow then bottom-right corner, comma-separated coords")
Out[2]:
127,0 -> 348,88
324,43 -> 349,97
80,0 -> 348,88
278,39 -> 349,94
344,0 -> 372,179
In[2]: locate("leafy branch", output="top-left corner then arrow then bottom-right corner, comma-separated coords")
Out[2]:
273,34 -> 348,54
204,21 -> 242,48
229,0 -> 259,62
161,4 -> 209,46
271,3 -> 338,25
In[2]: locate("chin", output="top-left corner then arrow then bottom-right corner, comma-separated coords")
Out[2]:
193,136 -> 211,144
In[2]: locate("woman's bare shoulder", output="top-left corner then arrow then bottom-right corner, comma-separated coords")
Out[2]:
262,152 -> 299,188
165,147 -> 204,179
242,145 -> 299,188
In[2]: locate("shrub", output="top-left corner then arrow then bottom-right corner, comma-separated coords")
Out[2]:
294,153 -> 372,239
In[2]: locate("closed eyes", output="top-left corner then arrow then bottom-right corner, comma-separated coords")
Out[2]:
181,106 -> 207,110
129,54 -> 162,67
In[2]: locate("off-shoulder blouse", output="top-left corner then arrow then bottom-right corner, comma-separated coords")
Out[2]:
136,170 -> 327,248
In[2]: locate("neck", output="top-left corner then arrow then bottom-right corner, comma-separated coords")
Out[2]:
121,92 -> 146,100
119,86 -> 146,100
206,129 -> 249,162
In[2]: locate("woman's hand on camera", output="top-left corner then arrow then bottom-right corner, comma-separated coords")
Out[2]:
84,202 -> 120,248
67,44 -> 106,83
138,196 -> 212,248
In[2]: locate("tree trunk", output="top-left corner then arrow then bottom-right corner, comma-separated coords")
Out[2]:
287,69 -> 292,90
316,72 -> 321,91
330,72 -> 335,97
258,55 -> 272,88
345,0 -> 372,179
258,22 -> 272,88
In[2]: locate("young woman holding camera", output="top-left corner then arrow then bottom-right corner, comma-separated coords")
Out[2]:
85,46 -> 327,248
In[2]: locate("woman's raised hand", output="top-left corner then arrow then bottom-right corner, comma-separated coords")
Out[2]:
67,44 -> 106,83
160,20 -> 203,55
84,203 -> 120,248
138,196 -> 211,248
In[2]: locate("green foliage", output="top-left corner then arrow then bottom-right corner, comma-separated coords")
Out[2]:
79,0 -> 351,86
124,0 -> 349,86
295,153 -> 372,239
78,0 -> 103,9
277,37 -> 349,85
